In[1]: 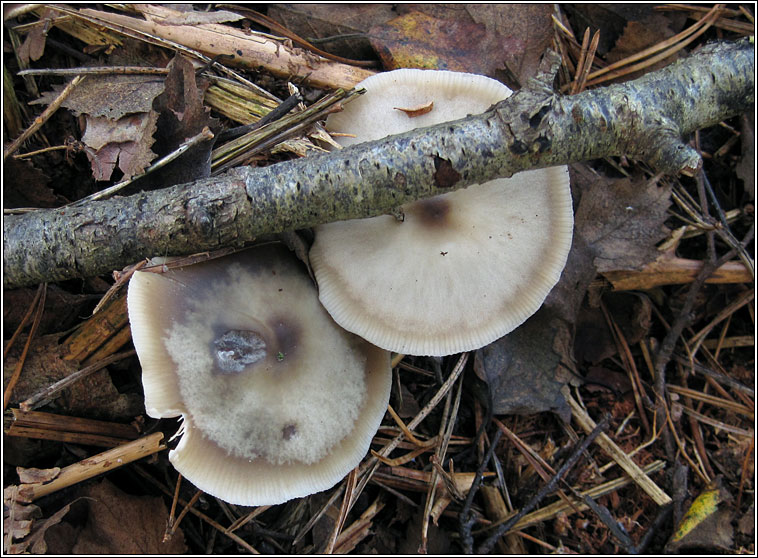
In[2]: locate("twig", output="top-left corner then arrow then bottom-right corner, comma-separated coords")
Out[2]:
459,428 -> 503,553
3,284 -> 47,410
476,416 -> 610,553
292,353 -> 469,546
3,283 -> 44,359
4,76 -> 86,160
5,39 -> 754,288
18,432 -> 166,501
566,389 -> 672,505
18,350 -> 135,411
69,127 -> 215,206
18,66 -> 170,76
6,408 -> 139,447
635,503 -> 673,553
216,93 -> 303,143
132,465 -> 260,554
324,468 -> 357,554
579,493 -> 636,553
165,489 -> 203,541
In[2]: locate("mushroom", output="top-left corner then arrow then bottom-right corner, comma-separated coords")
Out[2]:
310,69 -> 573,356
127,244 -> 391,505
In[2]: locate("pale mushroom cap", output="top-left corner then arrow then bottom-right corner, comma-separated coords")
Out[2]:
311,69 -> 573,356
127,245 -> 391,506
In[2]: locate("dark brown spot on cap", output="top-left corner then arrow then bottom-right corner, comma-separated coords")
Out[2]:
412,197 -> 451,228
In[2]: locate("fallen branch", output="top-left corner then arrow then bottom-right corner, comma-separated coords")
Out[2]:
3,38 -> 753,289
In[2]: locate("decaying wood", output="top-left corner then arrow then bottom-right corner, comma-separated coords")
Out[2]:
602,254 -> 754,290
3,38 -> 753,289
75,4 -> 376,90
13,432 -> 165,502
6,408 -> 139,447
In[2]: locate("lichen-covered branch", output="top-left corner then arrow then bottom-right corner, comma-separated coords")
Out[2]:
3,39 -> 753,289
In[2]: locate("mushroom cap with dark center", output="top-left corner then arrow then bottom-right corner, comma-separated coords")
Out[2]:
310,69 -> 573,356
127,244 -> 391,505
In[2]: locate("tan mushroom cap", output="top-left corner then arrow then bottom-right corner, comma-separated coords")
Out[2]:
310,69 -> 573,356
127,245 -> 391,506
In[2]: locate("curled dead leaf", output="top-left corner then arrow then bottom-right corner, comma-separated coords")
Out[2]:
394,101 -> 434,117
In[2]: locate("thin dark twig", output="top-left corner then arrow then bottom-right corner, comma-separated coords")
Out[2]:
216,93 -> 303,143
3,283 -> 47,410
459,428 -> 503,554
3,283 -> 44,359
476,415 -> 611,554
653,226 -> 754,458
635,503 -> 673,553
579,493 -> 636,553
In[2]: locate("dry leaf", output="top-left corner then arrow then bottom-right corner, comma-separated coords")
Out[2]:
135,53 -> 219,190
370,5 -> 553,87
370,11 -> 494,73
574,170 -> 671,272
267,3 -> 396,61
2,158 -> 60,209
474,306 -> 573,420
574,291 -> 653,364
16,466 -> 61,485
604,14 -> 681,82
82,111 -> 159,180
394,101 -> 434,117
71,479 -> 187,554
3,334 -> 142,420
32,74 -> 165,119
667,477 -> 734,552
16,7 -> 53,64
31,73 -> 165,181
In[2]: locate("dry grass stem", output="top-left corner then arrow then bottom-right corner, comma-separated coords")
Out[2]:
688,288 -> 755,356
6,408 -> 139,447
479,460 -> 666,534
667,384 -> 754,417
565,390 -> 672,505
324,468 -> 357,553
678,405 -> 753,438
19,432 -> 165,501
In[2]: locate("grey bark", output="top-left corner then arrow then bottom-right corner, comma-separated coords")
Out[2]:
4,38 -> 754,289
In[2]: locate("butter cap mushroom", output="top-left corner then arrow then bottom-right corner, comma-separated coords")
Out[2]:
127,245 -> 391,506
310,69 -> 573,356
